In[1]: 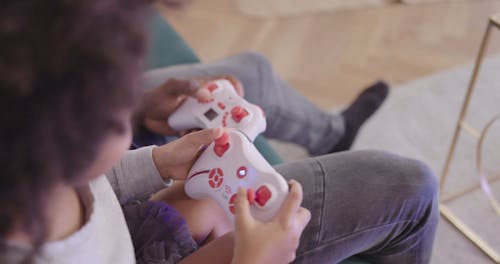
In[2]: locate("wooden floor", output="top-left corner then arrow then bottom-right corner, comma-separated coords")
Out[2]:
158,0 -> 500,109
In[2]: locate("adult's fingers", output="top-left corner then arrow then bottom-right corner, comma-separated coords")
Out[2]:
219,75 -> 245,97
193,86 -> 212,101
163,78 -> 201,96
234,187 -> 253,230
196,75 -> 245,97
278,180 -> 304,227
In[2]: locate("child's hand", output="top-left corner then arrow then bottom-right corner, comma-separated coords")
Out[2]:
232,180 -> 311,264
140,76 -> 244,136
152,128 -> 223,181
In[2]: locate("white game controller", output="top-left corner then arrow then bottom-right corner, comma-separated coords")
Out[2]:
168,79 -> 266,142
184,129 -> 289,223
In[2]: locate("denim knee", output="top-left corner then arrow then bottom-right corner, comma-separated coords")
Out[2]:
238,51 -> 274,78
360,150 -> 439,201
396,155 -> 439,201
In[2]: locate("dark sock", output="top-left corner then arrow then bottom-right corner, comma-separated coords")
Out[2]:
330,80 -> 389,153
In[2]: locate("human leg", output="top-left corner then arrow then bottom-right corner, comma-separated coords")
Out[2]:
150,181 -> 233,245
273,150 -> 439,263
140,52 -> 345,155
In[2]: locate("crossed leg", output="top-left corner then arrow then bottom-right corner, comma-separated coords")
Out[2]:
150,150 -> 438,263
150,181 -> 233,245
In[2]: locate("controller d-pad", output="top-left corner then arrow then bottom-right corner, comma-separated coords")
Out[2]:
208,168 -> 224,189
231,106 -> 249,123
255,185 -> 272,206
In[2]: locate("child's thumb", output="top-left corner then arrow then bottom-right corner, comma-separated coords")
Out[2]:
183,128 -> 223,150
234,187 -> 253,229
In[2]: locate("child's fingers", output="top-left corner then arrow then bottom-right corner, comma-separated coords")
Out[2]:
234,187 -> 253,230
278,180 -> 303,227
295,207 -> 311,232
182,128 -> 223,151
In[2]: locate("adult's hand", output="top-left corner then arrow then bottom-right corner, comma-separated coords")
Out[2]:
139,76 -> 244,136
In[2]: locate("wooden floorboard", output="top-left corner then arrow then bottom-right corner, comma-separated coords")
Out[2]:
158,0 -> 500,109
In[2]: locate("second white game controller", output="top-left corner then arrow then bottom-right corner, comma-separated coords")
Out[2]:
184,129 -> 289,223
168,79 -> 266,142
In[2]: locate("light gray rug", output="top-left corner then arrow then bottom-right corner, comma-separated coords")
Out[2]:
269,54 -> 500,263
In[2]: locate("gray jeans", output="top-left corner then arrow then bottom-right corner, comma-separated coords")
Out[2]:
277,151 -> 438,264
141,52 -> 345,155
140,53 -> 439,263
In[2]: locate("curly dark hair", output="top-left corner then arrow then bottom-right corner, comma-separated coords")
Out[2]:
0,0 -> 148,258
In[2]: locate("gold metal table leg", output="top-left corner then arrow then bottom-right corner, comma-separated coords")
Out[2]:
439,15 -> 500,264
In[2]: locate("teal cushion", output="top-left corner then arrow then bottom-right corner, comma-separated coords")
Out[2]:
145,11 -> 369,264
145,12 -> 198,69
145,11 -> 283,166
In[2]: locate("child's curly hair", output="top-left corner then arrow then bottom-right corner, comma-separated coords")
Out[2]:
0,0 -> 148,258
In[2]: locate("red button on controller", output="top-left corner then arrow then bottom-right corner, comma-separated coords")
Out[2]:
231,106 -> 249,123
229,189 -> 255,214
247,188 -> 255,205
229,193 -> 237,214
206,83 -> 218,93
255,186 -> 272,206
214,132 -> 230,157
217,102 -> 226,110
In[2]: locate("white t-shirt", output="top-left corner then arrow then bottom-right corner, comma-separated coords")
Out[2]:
1,146 -> 166,264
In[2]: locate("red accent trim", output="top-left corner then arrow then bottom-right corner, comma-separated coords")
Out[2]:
187,170 -> 210,180
222,112 -> 229,127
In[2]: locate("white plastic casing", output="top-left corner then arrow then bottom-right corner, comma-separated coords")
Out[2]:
168,79 -> 266,142
184,129 -> 289,223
